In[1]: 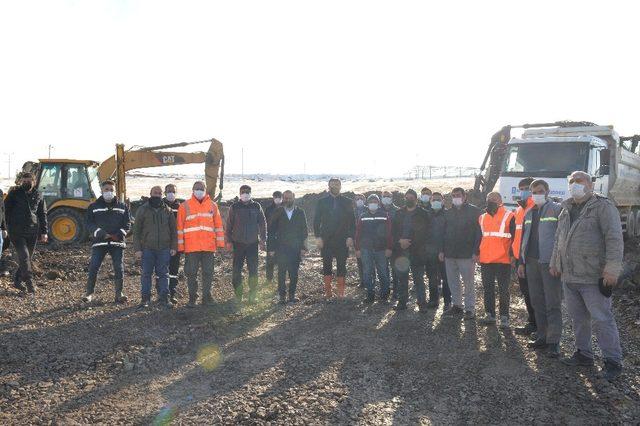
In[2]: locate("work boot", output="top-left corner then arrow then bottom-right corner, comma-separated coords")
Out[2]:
186,296 -> 197,309
418,302 -> 429,313
527,339 -> 547,350
82,293 -> 94,303
278,296 -> 287,305
364,294 -> 375,304
289,296 -> 300,304
114,279 -> 128,303
169,289 -> 179,305
201,295 -> 215,306
336,277 -> 346,299
443,305 -> 464,317
323,275 -> 333,298
499,316 -> 510,329
393,302 -> 407,311
561,351 -> 595,367
426,300 -> 438,309
515,323 -> 537,336
138,295 -> 151,309
479,313 -> 496,325
463,310 -> 475,321
547,343 -> 561,358
25,281 -> 36,294
602,360 -> 623,381
159,294 -> 174,309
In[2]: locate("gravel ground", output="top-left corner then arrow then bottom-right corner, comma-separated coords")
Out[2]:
1,243 -> 639,425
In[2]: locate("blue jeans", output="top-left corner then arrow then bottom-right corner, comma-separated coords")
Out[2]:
142,249 -> 171,298
361,249 -> 390,298
87,245 -> 124,293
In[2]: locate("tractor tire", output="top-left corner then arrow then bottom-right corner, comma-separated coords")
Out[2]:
48,207 -> 87,244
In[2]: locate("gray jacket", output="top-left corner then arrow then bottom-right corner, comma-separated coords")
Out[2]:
551,194 -> 623,285
520,199 -> 562,264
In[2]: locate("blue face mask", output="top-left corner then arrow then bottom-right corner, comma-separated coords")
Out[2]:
520,190 -> 531,201
431,200 -> 443,210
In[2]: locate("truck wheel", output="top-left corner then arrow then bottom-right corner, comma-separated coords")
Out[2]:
49,207 -> 87,244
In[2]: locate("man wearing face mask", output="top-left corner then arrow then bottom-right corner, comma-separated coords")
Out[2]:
391,189 -> 431,312
82,180 -> 130,303
4,172 -> 48,295
517,179 -> 562,356
134,186 -> 177,308
354,194 -> 367,289
425,192 -> 450,309
264,191 -> 283,284
313,178 -> 355,300
161,184 -> 182,304
355,194 -> 393,303
177,181 -> 226,307
419,187 -> 432,209
381,190 -> 400,298
512,177 -> 538,336
226,185 -> 267,306
440,187 -> 482,320
478,192 -> 515,328
268,190 -> 308,304
551,171 -> 624,380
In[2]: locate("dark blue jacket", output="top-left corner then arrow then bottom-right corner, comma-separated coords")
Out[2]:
355,209 -> 392,251
86,196 -> 131,248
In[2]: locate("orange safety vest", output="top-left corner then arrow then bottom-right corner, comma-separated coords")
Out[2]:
177,194 -> 225,253
511,197 -> 535,260
479,206 -> 514,264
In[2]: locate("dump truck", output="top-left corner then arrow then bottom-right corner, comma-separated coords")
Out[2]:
473,122 -> 640,238
19,138 -> 225,244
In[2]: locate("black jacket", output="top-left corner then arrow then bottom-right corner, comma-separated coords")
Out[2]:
0,188 -> 5,231
163,197 -> 181,218
355,209 -> 393,251
226,200 -> 267,245
264,201 -> 281,250
313,194 -> 355,243
4,186 -> 48,237
86,196 -> 132,248
392,206 -> 431,262
443,203 -> 482,258
268,206 -> 308,253
425,208 -> 445,257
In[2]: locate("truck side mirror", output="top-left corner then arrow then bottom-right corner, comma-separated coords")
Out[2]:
598,149 -> 610,176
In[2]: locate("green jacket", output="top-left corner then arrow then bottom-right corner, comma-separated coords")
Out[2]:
551,194 -> 623,284
133,201 -> 177,252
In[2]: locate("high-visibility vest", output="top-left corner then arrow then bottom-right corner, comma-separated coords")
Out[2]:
177,194 -> 225,253
479,206 -> 515,264
512,198 -> 535,260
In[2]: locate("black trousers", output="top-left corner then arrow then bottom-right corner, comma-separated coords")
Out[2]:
518,276 -> 537,327
277,247 -> 301,300
232,242 -> 259,298
11,233 -> 37,286
266,251 -> 276,282
321,243 -> 348,277
481,263 -> 511,317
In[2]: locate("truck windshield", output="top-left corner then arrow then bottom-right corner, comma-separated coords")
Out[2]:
503,142 -> 590,177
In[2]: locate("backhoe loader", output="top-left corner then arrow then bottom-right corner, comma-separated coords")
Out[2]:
19,138 -> 224,244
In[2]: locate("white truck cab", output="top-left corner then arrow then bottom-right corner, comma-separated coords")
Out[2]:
494,125 -> 640,237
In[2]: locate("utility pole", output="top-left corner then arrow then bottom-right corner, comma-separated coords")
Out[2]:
4,153 -> 13,180
241,147 -> 244,179
48,144 -> 53,159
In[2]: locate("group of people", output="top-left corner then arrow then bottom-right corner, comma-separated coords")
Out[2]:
0,171 -> 625,380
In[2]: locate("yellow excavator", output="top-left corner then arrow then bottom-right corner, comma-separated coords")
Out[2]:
20,138 -> 224,244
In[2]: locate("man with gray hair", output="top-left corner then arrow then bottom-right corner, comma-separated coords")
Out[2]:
551,171 -> 624,380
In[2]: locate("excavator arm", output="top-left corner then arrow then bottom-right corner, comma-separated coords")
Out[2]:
97,138 -> 224,202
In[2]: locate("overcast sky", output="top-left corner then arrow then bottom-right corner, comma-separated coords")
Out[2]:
1,0 -> 639,178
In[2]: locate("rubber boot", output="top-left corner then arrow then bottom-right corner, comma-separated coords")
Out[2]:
323,275 -> 333,298
114,279 -> 128,303
336,276 -> 346,299
82,276 -> 96,302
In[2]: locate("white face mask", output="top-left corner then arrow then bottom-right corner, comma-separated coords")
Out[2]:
368,203 -> 379,212
452,197 -> 463,207
431,200 -> 443,210
381,196 -> 392,206
240,193 -> 251,202
193,190 -> 206,200
420,194 -> 431,203
356,199 -> 365,208
166,192 -> 176,202
102,191 -> 115,202
532,194 -> 546,206
569,183 -> 586,199
274,197 -> 282,205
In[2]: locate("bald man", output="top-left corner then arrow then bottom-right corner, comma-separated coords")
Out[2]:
133,185 -> 177,308
551,171 -> 624,380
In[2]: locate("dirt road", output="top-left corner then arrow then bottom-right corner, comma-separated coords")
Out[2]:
1,245 -> 639,424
